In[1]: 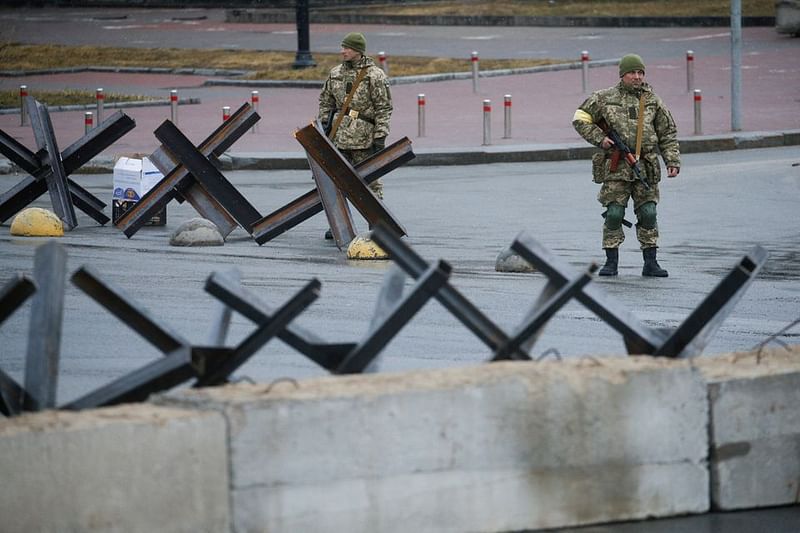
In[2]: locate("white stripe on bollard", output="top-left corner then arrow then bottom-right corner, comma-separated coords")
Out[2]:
170,89 -> 178,124
503,94 -> 512,139
471,51 -> 479,93
693,89 -> 703,135
482,99 -> 491,146
686,50 -> 695,93
417,94 -> 426,138
96,88 -> 104,125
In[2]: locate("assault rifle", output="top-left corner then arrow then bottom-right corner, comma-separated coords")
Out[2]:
596,117 -> 649,190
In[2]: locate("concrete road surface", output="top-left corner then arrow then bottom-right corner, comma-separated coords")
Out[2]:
1,146 -> 797,404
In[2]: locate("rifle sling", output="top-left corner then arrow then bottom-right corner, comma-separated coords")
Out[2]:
329,67 -> 368,140
634,94 -> 645,160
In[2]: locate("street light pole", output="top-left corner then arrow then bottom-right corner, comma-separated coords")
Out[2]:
292,0 -> 316,69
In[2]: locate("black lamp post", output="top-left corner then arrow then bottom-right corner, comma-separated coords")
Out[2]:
292,0 -> 316,69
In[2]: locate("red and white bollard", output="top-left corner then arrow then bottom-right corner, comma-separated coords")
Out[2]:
84,111 -> 94,134
581,50 -> 590,93
251,90 -> 260,133
686,50 -> 695,93
20,85 -> 28,126
503,94 -> 512,139
482,99 -> 491,146
693,89 -> 702,135
417,94 -> 426,137
471,51 -> 479,93
170,89 -> 178,124
378,51 -> 388,75
95,88 -> 104,124
222,106 -> 231,122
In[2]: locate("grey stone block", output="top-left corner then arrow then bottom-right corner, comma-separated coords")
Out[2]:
161,357 -> 709,532
698,347 -> 800,510
0,404 -> 230,533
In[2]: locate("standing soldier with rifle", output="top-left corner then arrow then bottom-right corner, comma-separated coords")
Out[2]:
318,32 -> 393,200
572,53 -> 680,277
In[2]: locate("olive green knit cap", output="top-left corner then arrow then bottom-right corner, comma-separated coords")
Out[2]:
619,54 -> 646,77
341,32 -> 367,54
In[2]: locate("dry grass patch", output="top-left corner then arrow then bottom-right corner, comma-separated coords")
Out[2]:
0,89 -> 156,109
0,43 -> 566,81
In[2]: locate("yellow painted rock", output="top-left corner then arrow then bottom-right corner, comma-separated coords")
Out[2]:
10,208 -> 64,237
347,234 -> 389,260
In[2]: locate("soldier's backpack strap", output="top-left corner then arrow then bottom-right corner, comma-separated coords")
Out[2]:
329,67 -> 369,139
634,93 -> 646,160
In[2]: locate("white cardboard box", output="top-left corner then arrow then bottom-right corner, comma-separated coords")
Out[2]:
112,156 -> 166,225
112,156 -> 163,202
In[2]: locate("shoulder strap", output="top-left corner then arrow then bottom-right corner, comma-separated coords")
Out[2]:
329,67 -> 369,139
634,93 -> 646,160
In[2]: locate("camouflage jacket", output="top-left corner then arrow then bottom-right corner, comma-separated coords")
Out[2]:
318,56 -> 393,150
573,81 -> 680,181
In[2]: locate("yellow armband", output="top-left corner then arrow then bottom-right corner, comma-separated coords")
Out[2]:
572,109 -> 594,124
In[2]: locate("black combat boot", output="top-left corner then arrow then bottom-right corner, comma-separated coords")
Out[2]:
324,229 -> 333,240
642,247 -> 668,277
598,248 -> 619,276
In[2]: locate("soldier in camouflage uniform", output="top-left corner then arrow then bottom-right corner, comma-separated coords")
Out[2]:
318,32 -> 393,201
572,53 -> 680,277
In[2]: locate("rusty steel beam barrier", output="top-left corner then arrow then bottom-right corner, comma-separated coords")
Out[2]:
370,224 -> 601,362
335,260 -> 452,374
25,98 -> 77,229
294,121 -> 407,239
511,232 -> 769,358
0,243 -> 68,416
194,278 -> 321,387
308,151 -> 356,249
117,102 -> 259,239
0,107 -> 135,226
204,271 -> 355,371
24,241 -> 68,411
252,136 -> 414,245
64,277 -> 321,409
492,263 -> 599,361
370,223 -> 529,360
0,274 -> 37,417
0,274 -> 36,326
71,266 -> 190,353
654,245 -> 768,358
205,263 -> 452,376
153,120 -> 263,236
511,231 -> 666,354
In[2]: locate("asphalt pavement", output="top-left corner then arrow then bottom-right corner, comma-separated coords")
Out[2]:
1,147 -> 798,400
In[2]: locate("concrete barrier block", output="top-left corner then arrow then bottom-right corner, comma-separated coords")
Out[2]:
161,357 -> 709,532
0,404 -> 230,533
697,346 -> 800,510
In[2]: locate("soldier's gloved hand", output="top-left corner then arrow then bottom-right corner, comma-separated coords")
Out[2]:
372,136 -> 386,153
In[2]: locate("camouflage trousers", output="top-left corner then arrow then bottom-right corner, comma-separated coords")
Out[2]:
597,179 -> 661,249
340,148 -> 384,200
